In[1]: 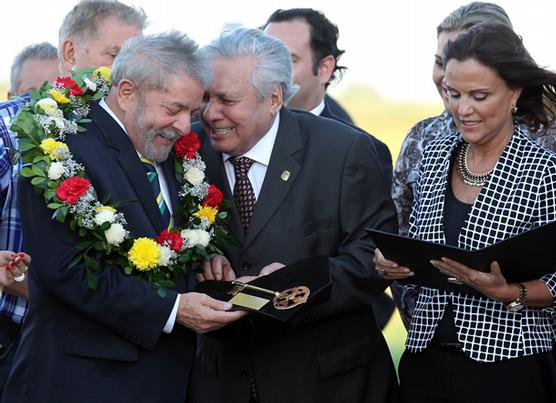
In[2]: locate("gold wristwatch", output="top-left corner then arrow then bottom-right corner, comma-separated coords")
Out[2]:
507,283 -> 527,311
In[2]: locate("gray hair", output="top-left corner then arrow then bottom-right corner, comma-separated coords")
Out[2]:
111,31 -> 209,92
58,0 -> 147,53
437,2 -> 512,36
202,27 -> 298,103
10,42 -> 58,95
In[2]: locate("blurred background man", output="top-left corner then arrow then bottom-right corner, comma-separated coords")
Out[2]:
264,8 -> 395,329
7,42 -> 58,99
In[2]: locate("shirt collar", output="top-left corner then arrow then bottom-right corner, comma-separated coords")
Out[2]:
310,99 -> 325,116
223,113 -> 280,166
99,98 -> 127,133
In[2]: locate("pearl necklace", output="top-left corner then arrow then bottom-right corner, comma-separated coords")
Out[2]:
456,142 -> 493,187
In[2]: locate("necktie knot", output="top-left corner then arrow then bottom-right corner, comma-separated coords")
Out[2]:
231,157 -> 255,178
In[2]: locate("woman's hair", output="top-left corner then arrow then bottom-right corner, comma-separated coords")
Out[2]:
437,2 -> 512,36
444,23 -> 556,132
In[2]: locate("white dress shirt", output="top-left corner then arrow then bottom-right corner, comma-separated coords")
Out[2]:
222,113 -> 280,198
309,99 -> 325,116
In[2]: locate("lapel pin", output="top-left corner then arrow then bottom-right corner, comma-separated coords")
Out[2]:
281,170 -> 290,181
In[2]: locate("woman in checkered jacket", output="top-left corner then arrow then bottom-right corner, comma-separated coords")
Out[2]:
375,23 -> 556,403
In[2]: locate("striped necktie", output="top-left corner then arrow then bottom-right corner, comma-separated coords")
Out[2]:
140,157 -> 173,229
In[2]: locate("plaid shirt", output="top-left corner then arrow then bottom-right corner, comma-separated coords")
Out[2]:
404,126 -> 556,362
0,96 -> 28,325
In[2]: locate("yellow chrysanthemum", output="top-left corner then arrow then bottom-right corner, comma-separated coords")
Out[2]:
94,66 -> 112,83
40,138 -> 69,161
95,205 -> 117,213
193,205 -> 217,224
128,237 -> 160,271
49,89 -> 70,104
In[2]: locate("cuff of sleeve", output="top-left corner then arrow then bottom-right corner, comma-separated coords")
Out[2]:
162,294 -> 181,333
540,272 -> 556,309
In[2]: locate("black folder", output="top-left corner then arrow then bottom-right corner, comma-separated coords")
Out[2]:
196,256 -> 332,321
367,220 -> 556,292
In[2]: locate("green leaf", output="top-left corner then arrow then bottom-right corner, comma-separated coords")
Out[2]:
47,202 -> 63,209
124,266 -> 133,275
76,240 -> 93,249
20,167 -> 34,177
85,268 -> 98,290
76,125 -> 87,133
84,255 -> 100,272
93,241 -> 105,251
55,206 -> 68,223
31,165 -> 45,177
218,211 -> 228,219
68,254 -> 83,269
19,140 -> 38,152
31,176 -> 46,186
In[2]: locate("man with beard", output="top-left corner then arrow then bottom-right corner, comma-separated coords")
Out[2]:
3,32 -> 243,403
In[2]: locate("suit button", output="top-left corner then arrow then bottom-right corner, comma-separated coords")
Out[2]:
241,261 -> 251,271
240,370 -> 249,379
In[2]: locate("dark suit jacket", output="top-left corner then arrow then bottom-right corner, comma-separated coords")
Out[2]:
320,101 -> 396,329
324,94 -> 354,124
3,103 -> 195,403
193,108 -> 399,403
321,101 -> 393,189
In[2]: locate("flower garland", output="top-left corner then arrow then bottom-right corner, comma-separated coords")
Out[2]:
12,68 -> 231,296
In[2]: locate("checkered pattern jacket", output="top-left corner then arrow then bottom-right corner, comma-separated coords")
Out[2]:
405,126 -> 556,362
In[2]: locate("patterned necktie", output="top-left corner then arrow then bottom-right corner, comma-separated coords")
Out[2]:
231,157 -> 256,231
140,157 -> 173,229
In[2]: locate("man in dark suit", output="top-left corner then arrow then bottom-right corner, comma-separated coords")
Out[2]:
264,7 -> 395,328
194,28 -> 398,403
3,32 -> 243,403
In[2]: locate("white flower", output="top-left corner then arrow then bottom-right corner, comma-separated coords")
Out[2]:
182,228 -> 210,247
184,167 -> 205,185
94,209 -> 116,226
83,76 -> 97,92
196,229 -> 211,247
47,162 -> 65,180
105,223 -> 127,245
36,98 -> 59,116
158,245 -> 173,266
52,117 -> 65,131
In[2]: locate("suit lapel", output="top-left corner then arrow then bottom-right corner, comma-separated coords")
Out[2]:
244,109 -> 303,249
90,103 -> 165,233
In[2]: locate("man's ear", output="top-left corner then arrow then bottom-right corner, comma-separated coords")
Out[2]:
117,79 -> 137,112
60,39 -> 77,74
269,84 -> 283,114
317,55 -> 336,87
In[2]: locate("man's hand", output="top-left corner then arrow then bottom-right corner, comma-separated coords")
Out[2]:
176,292 -> 246,333
197,255 -> 236,282
259,262 -> 285,276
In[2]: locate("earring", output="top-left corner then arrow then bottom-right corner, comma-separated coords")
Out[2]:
511,105 -> 518,113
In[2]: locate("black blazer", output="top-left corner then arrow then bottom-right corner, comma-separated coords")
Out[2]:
3,103 -> 195,403
192,108 -> 399,403
320,101 -> 393,188
324,94 -> 354,124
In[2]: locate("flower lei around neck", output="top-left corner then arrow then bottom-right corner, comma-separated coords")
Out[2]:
12,68 -> 232,296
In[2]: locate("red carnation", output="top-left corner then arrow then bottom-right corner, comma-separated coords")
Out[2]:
156,229 -> 183,252
55,177 -> 91,205
173,131 -> 200,159
55,76 -> 84,96
203,184 -> 223,209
